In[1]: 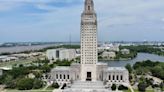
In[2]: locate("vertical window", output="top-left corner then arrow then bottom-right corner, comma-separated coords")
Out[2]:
56,74 -> 58,79
113,75 -> 115,80
64,75 -> 65,79
60,74 -> 62,79
109,75 -> 111,80
67,75 -> 69,79
117,75 -> 119,80
88,6 -> 90,10
121,75 -> 123,80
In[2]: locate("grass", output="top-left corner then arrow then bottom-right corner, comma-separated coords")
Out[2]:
4,85 -> 54,92
123,89 -> 131,92
5,90 -> 52,92
46,86 -> 55,90
5,88 -> 53,92
123,89 -> 154,92
134,89 -> 154,92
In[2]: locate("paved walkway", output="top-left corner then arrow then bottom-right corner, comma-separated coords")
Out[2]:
122,83 -> 134,92
52,81 -> 135,92
63,81 -> 110,92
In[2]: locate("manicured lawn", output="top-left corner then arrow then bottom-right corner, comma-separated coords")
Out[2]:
123,89 -> 154,92
5,86 -> 54,92
123,89 -> 131,92
46,86 -> 55,90
5,89 -> 53,92
134,89 -> 154,92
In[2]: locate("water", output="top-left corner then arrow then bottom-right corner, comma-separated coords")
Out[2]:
0,44 -> 58,53
1,44 -> 164,67
100,53 -> 164,67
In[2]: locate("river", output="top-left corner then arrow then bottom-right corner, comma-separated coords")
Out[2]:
100,53 -> 164,67
0,44 -> 58,54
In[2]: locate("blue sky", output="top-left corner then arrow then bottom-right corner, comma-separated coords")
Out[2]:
0,0 -> 164,42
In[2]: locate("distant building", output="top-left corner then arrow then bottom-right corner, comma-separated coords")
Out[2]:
98,43 -> 119,52
0,67 -> 12,76
75,49 -> 81,57
121,49 -> 130,55
0,56 -> 18,62
12,53 -> 30,59
102,51 -> 116,59
46,49 -> 76,61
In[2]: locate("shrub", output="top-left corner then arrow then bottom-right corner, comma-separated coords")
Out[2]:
52,82 -> 59,88
138,82 -> 147,92
17,78 -> 34,90
111,84 -> 117,91
33,79 -> 44,89
118,85 -> 128,90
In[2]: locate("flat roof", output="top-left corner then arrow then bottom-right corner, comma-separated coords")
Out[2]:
97,62 -> 108,65
52,66 -> 71,71
0,67 -> 12,70
107,67 -> 127,71
0,56 -> 8,59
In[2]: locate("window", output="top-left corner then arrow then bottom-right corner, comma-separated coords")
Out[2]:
121,75 -> 123,80
64,75 -> 65,79
88,6 -> 90,10
67,75 -> 69,79
109,75 -> 111,80
117,75 -> 119,80
113,75 -> 115,80
60,74 -> 62,79
56,74 -> 58,79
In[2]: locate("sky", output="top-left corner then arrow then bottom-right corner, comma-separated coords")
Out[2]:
0,0 -> 164,42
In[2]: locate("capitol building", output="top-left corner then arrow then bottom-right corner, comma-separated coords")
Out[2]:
51,0 -> 130,92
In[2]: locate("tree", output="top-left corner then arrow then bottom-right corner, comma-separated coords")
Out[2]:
111,84 -> 117,91
118,85 -> 128,90
5,80 -> 16,89
17,78 -> 34,90
33,79 -> 43,89
33,71 -> 42,79
160,82 -> 164,91
138,82 -> 147,92
151,66 -> 164,79
52,82 -> 59,88
125,64 -> 133,73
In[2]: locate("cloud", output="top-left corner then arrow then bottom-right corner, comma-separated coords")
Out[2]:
0,0 -> 164,42
0,0 -> 81,12
162,18 -> 164,22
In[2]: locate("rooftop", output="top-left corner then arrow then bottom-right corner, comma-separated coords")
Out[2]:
0,67 -> 12,70
52,66 -> 71,71
107,67 -> 127,71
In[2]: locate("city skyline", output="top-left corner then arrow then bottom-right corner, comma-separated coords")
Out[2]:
1,0 -> 164,42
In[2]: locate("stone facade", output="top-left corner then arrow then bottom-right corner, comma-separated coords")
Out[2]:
51,63 -> 129,86
80,0 -> 98,82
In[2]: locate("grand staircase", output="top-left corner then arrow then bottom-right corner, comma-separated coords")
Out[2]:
63,81 -> 111,92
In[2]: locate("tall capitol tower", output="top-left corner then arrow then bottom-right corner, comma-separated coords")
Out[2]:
80,0 -> 98,81
51,0 -> 129,90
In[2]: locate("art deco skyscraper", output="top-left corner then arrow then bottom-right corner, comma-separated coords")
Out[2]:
80,0 -> 98,81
